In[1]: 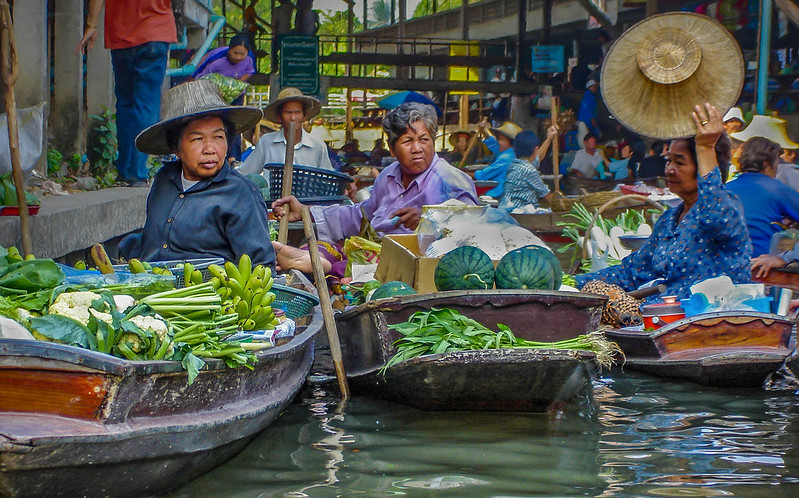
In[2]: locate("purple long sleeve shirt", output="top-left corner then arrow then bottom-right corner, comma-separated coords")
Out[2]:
311,155 -> 478,242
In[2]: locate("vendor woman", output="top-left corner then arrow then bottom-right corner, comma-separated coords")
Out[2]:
119,80 -> 276,267
271,102 -> 478,277
575,103 -> 751,303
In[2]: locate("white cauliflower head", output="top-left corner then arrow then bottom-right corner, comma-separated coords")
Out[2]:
49,291 -> 113,325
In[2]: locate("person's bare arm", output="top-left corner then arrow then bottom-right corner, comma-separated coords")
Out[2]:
535,125 -> 559,162
75,0 -> 104,54
692,103 -> 724,178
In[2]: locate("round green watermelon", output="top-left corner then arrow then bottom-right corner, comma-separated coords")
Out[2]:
434,246 -> 495,291
494,246 -> 559,290
369,281 -> 417,301
524,245 -> 563,290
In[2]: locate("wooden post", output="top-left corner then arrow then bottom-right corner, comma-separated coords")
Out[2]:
277,121 -> 297,245
458,94 -> 469,129
551,96 -> 561,195
0,0 -> 32,257
301,206 -> 351,398
457,127 -> 483,169
345,87 -> 353,142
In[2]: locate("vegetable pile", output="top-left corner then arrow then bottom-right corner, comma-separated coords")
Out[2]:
1,173 -> 40,208
381,308 -> 620,373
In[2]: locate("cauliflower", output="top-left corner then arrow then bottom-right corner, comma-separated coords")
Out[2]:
122,315 -> 172,356
49,291 -> 113,325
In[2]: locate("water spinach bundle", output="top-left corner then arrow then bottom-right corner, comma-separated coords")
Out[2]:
382,308 -> 619,373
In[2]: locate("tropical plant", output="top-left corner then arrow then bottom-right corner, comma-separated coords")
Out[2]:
372,0 -> 392,27
412,0 -> 463,18
87,107 -> 118,179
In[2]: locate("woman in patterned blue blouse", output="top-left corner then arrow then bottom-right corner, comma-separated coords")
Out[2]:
575,103 -> 751,304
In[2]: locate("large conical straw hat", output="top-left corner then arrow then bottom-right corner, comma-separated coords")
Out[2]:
601,12 -> 744,139
730,115 -> 799,149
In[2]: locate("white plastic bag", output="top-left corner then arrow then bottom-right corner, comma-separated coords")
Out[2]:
0,102 -> 46,174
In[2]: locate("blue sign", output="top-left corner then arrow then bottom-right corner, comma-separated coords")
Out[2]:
531,46 -> 565,73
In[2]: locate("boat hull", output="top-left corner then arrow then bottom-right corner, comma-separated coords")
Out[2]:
335,290 -> 607,411
0,306 -> 322,497
606,312 -> 793,387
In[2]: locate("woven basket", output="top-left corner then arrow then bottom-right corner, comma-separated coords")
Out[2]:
546,195 -> 578,212
578,191 -> 623,211
263,164 -> 352,199
271,284 -> 319,319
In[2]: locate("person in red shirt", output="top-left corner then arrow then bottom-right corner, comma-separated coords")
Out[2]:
76,0 -> 177,187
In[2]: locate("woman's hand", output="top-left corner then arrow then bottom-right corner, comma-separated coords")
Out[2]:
271,195 -> 305,222
392,206 -> 422,230
546,124 -> 559,140
751,254 -> 787,279
692,103 -> 724,149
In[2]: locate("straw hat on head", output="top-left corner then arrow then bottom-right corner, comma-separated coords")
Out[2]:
264,87 -> 321,123
601,12 -> 744,139
448,129 -> 474,147
723,107 -> 744,123
730,115 -> 799,150
490,121 -> 523,141
136,80 -> 263,155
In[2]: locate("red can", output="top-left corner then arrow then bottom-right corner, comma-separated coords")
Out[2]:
642,295 -> 685,329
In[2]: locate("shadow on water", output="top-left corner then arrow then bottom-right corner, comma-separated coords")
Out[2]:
168,371 -> 799,497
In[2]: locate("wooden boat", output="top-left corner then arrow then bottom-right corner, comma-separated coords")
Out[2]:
560,175 -> 664,195
605,311 -> 794,388
0,287 -> 321,498
334,290 -> 607,412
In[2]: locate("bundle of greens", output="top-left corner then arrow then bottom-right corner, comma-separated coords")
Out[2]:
382,308 -> 620,373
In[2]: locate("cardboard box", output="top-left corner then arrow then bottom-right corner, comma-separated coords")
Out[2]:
375,234 -> 441,293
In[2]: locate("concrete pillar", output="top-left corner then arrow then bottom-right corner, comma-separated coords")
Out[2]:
86,6 -> 114,118
52,0 -> 85,155
12,0 -> 49,174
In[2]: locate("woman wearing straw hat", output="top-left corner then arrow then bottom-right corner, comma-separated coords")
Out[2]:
445,129 -> 478,166
237,87 -> 333,177
725,136 -> 799,257
474,119 -> 523,198
118,79 -> 276,267
575,103 -> 750,305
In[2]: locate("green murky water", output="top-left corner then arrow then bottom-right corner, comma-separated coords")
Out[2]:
169,371 -> 799,497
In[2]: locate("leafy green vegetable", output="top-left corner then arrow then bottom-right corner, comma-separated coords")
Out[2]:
30,314 -> 97,349
381,308 -> 620,373
0,259 -> 65,296
182,351 -> 206,385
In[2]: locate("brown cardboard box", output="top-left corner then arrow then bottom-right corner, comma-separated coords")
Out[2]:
374,234 -> 441,293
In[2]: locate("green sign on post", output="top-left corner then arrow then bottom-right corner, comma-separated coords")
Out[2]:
279,35 -> 320,95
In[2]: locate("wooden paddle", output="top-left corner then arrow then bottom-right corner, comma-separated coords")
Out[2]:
300,206 -> 350,398
551,97 -> 561,196
277,121 -> 297,245
0,1 -> 32,257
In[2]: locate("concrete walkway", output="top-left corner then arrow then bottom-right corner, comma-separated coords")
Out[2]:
0,186 -> 149,259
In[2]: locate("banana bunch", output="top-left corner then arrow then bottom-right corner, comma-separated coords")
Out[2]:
181,262 -> 204,287
208,254 -> 278,331
128,258 -> 153,274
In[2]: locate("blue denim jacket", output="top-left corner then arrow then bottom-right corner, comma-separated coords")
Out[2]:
119,162 -> 275,267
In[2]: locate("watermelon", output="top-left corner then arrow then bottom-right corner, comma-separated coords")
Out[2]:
494,246 -> 559,290
524,244 -> 563,290
245,173 -> 268,189
369,281 -> 417,301
434,246 -> 495,291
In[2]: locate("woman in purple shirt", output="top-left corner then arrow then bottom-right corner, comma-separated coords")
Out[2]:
193,34 -> 256,82
271,102 -> 478,276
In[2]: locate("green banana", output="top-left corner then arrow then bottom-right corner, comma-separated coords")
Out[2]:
183,262 -> 195,286
224,261 -> 242,283
261,292 -> 276,307
73,260 -> 87,270
210,277 -> 221,290
228,278 -> 245,298
191,269 -> 203,286
128,258 -> 147,274
236,299 -> 250,320
208,264 -> 227,281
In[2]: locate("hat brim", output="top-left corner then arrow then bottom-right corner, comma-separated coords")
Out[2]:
135,106 -> 263,155
490,128 -> 517,141
601,12 -> 743,139
264,95 -> 321,123
448,131 -> 474,147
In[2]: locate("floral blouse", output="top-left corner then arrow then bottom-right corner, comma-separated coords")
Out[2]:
575,169 -> 751,304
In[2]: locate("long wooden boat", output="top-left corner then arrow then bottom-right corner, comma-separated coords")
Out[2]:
0,288 -> 322,498
334,290 -> 607,412
605,311 -> 794,388
560,175 -> 664,195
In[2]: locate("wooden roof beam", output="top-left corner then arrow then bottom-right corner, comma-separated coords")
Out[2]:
575,0 -> 621,38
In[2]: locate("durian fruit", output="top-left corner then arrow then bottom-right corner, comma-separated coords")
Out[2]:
581,280 -> 642,327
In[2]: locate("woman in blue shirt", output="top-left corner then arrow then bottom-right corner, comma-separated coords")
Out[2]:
725,137 -> 799,257
474,120 -> 522,198
575,103 -> 751,304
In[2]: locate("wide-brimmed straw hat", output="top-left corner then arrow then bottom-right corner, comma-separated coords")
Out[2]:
448,129 -> 475,147
601,12 -> 744,139
730,115 -> 799,149
490,121 -> 523,141
264,87 -> 321,123
136,80 -> 263,155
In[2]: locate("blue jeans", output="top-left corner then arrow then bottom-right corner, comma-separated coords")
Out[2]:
111,42 -> 168,181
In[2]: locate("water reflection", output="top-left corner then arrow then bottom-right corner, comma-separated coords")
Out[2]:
169,372 -> 799,497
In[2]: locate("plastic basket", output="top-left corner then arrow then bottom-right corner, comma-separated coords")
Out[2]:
266,195 -> 353,207
263,164 -> 352,199
113,258 -> 224,288
271,284 -> 319,319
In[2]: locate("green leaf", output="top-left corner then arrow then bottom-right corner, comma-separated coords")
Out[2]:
182,351 -> 206,385
31,314 -> 96,349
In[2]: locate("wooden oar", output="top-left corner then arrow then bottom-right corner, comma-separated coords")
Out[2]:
457,126 -> 483,169
277,121 -> 297,245
300,206 -> 350,398
551,97 -> 561,196
0,1 -> 31,257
